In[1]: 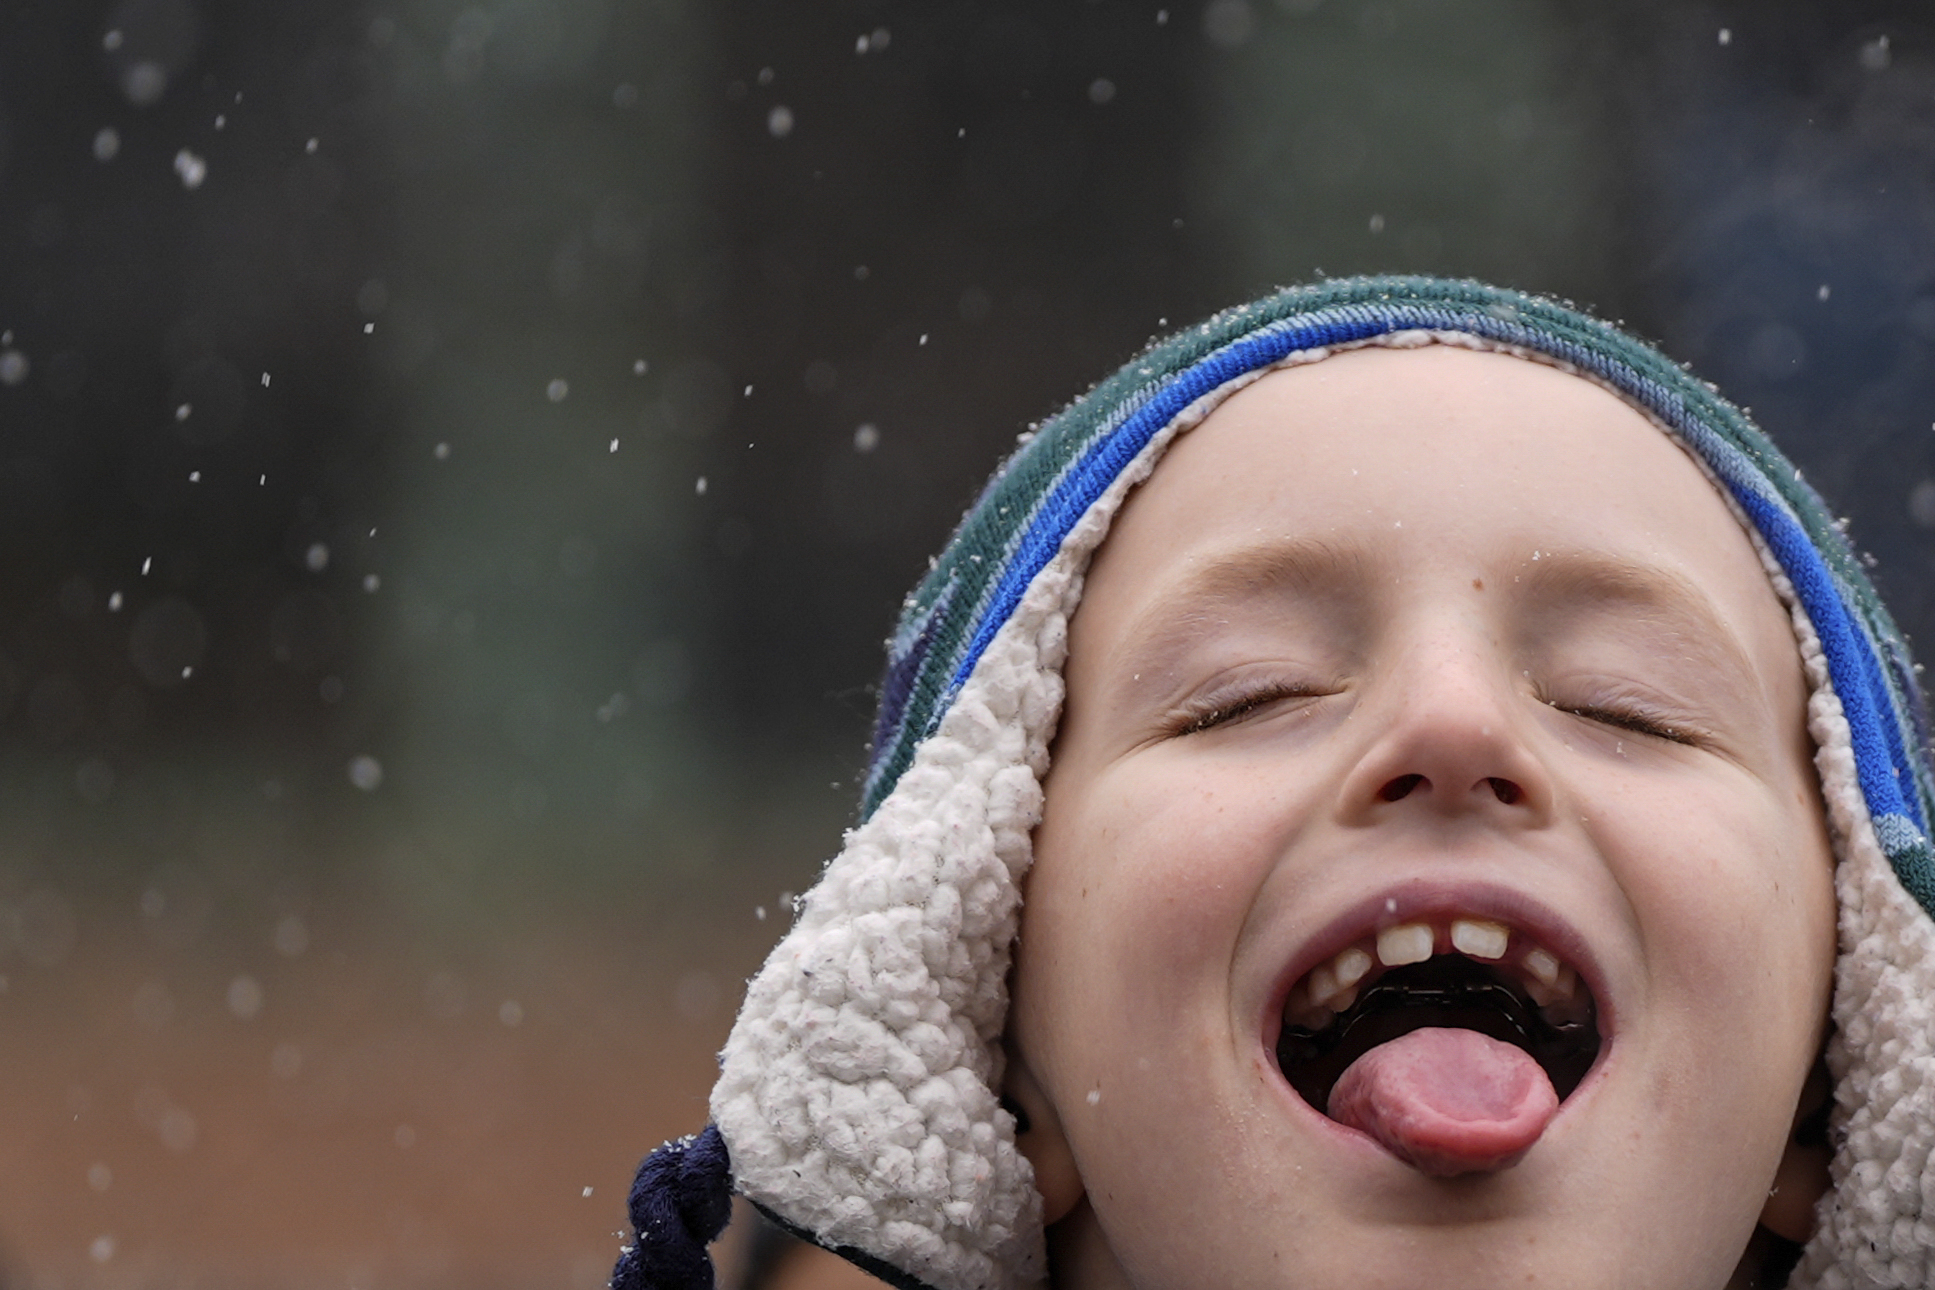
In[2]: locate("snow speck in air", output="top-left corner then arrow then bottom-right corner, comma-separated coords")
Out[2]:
123,62 -> 167,106
546,378 -> 569,402
1861,34 -> 1891,71
141,556 -> 152,575
103,28 -> 123,50
1156,9 -> 1170,25
609,438 -> 620,453
173,149 -> 207,190
1368,212 -> 1386,234
1817,283 -> 1831,301
305,137 -> 319,154
499,1000 -> 524,1027
362,574 -> 381,593
1088,78 -> 1117,105
93,128 -> 121,162
348,755 -> 384,792
582,1185 -> 594,1198
695,476 -> 708,496
187,471 -> 200,483
854,423 -> 880,453
305,543 -> 329,573
108,592 -> 123,612
363,322 -> 374,334
260,371 -> 271,387
227,975 -> 264,1020
0,350 -> 28,386
855,27 -> 891,54
632,358 -> 648,375
90,1236 -> 116,1264
434,442 -> 451,459
87,1163 -> 112,1192
767,105 -> 795,138
175,403 -> 191,420
1718,27 -> 1732,45
757,67 -> 775,86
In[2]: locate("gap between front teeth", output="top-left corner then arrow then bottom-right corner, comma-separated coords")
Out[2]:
1286,916 -> 1586,1030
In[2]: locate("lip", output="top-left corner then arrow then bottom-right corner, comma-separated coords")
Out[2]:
1260,876 -> 1617,1076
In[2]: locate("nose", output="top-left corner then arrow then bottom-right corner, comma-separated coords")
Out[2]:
1338,641 -> 1552,828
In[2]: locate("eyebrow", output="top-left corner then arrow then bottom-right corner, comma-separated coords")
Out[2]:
1102,538 -> 1370,675
1513,549 -> 1771,694
1515,551 -> 1749,643
1102,539 -> 1771,701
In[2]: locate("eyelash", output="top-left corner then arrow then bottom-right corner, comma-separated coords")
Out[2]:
1170,680 -> 1698,746
1550,701 -> 1696,745
1171,684 -> 1320,736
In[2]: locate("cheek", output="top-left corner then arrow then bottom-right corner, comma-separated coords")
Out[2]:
1602,770 -> 1835,1025
1034,761 -> 1291,960
1020,762 -> 1296,1065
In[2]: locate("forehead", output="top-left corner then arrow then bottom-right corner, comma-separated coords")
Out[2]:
1075,343 -> 1801,694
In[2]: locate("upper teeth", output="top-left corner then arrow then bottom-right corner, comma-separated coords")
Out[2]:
1286,914 -> 1584,1030
1334,946 -> 1372,987
1450,918 -> 1508,960
1376,923 -> 1433,966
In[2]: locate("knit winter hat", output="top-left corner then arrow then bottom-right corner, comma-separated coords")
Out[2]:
614,276 -> 1935,1290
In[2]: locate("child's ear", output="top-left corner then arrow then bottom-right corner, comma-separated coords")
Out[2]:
1002,1048 -> 1084,1224
1759,1056 -> 1833,1244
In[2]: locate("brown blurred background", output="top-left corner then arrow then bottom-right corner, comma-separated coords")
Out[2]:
4,1 -> 1935,1286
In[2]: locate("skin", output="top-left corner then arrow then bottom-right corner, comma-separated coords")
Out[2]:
1004,345 -> 1838,1290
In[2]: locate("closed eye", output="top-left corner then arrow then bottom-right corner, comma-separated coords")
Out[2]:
1172,684 -> 1322,736
1555,702 -> 1696,745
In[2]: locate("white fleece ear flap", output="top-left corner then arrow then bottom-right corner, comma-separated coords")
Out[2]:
1729,558 -> 1935,1290
709,549 -> 1074,1290
1791,630 -> 1935,1290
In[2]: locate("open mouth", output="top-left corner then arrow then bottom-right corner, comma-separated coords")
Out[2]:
1275,915 -> 1603,1149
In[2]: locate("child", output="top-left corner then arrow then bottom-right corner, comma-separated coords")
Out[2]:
613,277 -> 1935,1290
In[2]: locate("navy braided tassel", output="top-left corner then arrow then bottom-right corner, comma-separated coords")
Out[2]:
611,1124 -> 733,1290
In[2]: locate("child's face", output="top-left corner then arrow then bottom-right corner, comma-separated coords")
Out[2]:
1008,345 -> 1837,1289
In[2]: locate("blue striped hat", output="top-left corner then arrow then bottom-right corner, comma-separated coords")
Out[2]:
616,276 -> 1935,1290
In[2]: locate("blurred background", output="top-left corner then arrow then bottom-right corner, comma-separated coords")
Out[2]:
3,1 -> 1934,1286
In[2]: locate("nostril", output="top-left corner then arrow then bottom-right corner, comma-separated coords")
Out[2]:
1379,774 -> 1425,802
1487,777 -> 1523,805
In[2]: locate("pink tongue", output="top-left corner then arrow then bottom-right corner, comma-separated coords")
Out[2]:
1326,1027 -> 1558,1177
